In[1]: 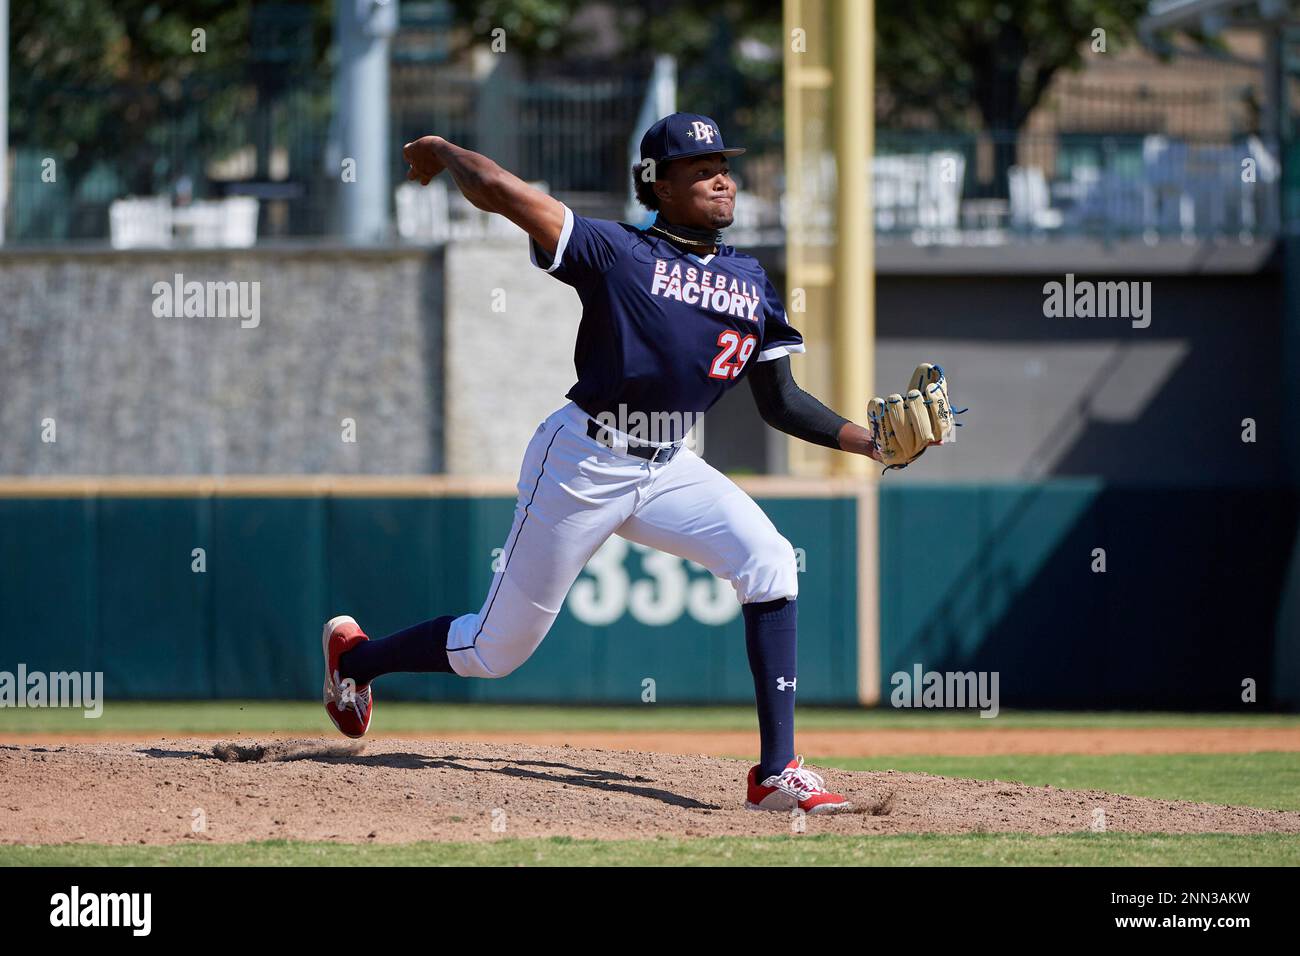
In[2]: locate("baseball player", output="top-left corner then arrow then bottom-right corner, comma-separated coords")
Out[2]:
322,113 -> 897,815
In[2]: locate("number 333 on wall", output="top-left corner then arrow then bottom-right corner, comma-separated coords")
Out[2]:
566,537 -> 741,627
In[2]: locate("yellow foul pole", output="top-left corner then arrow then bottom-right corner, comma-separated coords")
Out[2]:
784,0 -> 878,704
831,0 -> 879,703
831,0 -> 873,479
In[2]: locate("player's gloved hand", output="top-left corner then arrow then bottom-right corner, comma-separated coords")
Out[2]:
403,136 -> 447,186
867,363 -> 964,472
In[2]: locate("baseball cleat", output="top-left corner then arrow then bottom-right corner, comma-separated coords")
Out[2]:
321,615 -> 373,738
745,756 -> 852,814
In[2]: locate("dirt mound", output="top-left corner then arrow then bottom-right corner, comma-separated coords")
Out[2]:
211,739 -> 366,763
9,726 -> 1299,756
2,738 -> 1297,846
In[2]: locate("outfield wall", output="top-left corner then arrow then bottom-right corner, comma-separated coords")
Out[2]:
0,478 -> 861,706
0,479 -> 1294,709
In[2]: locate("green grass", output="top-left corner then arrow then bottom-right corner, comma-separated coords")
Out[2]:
816,753 -> 1300,811
4,833 -> 1298,867
2,700 -> 1296,735
5,707 -> 1296,867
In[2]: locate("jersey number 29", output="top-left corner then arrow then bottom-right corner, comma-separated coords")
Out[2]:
709,330 -> 757,380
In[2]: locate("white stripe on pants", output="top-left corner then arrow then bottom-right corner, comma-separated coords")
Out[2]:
446,402 -> 798,678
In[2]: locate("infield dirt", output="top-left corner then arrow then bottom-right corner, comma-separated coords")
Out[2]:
2,738 -> 1298,846
5,725 -> 1299,754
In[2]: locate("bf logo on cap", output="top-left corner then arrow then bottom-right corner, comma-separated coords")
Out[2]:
688,121 -> 717,144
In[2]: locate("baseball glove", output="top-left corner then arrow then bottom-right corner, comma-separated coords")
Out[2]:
867,363 -> 963,472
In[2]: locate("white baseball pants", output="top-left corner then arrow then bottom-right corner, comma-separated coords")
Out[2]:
446,402 -> 798,678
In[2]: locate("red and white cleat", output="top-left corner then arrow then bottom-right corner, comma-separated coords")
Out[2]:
745,756 -> 852,815
321,615 -> 373,738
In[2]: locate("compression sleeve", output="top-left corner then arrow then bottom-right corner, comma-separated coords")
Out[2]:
747,355 -> 850,451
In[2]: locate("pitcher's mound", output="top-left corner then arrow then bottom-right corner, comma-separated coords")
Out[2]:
2,738 -> 1297,846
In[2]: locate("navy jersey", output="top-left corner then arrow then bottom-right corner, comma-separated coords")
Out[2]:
530,206 -> 804,440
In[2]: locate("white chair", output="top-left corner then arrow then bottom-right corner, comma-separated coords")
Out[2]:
872,151 -> 966,243
395,180 -> 451,243
108,196 -> 173,249
180,200 -> 223,247
174,197 -> 259,248
1008,166 -> 1063,231
219,196 -> 259,247
1140,136 -> 1195,238
918,150 -> 966,239
730,189 -> 778,234
726,188 -> 758,245
1240,136 -> 1280,236
873,155 -> 921,232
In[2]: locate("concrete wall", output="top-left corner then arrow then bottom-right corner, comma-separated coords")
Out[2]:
708,268 -> 1287,485
0,234 -> 583,480
0,246 -> 444,475
875,272 -> 1287,486
0,242 -> 1287,487
442,231 -> 582,476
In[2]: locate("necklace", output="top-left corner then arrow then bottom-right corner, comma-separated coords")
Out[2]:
648,216 -> 721,253
649,225 -> 716,252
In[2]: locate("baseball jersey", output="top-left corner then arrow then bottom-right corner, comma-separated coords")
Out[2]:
530,206 -> 804,440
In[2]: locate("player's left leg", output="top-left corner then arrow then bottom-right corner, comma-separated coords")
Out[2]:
614,447 -> 850,813
322,404 -> 642,737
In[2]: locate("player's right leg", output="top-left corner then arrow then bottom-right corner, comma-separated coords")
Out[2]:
323,404 -> 640,734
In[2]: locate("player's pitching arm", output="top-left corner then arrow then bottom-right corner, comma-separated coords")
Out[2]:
747,357 -> 884,462
402,135 -> 566,258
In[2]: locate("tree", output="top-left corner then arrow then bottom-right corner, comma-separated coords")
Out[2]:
876,0 -> 1150,190
447,0 -> 1152,184
443,0 -> 592,62
9,0 -> 331,220
608,1 -> 785,156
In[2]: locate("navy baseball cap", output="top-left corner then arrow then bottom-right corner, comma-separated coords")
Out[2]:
639,112 -> 745,165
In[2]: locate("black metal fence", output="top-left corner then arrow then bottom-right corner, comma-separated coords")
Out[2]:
870,129 -> 1281,244
5,74 -> 1285,247
8,66 -> 651,244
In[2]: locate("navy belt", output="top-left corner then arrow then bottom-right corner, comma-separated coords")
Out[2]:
585,419 -> 683,464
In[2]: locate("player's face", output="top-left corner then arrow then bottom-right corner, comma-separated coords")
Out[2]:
657,154 -> 736,230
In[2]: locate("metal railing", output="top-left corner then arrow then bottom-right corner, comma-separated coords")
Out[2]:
725,130 -> 1282,249
7,65 -> 652,245
869,130 -> 1282,246
5,73 -> 1284,248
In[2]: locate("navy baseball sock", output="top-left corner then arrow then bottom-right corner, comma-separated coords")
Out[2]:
742,597 -> 798,781
339,615 -> 456,686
